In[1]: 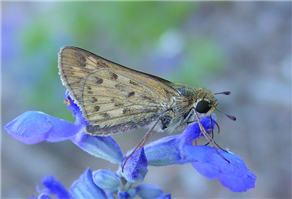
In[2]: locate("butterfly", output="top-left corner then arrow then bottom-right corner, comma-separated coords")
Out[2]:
58,46 -> 235,169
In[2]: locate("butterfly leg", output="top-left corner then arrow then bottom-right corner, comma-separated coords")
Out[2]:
193,109 -> 230,163
122,117 -> 161,172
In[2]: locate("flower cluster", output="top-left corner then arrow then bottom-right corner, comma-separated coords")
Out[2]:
4,91 -> 256,198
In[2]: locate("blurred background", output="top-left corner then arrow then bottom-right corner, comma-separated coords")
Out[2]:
2,2 -> 291,198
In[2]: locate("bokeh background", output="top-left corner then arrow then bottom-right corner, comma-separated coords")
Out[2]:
2,2 -> 291,198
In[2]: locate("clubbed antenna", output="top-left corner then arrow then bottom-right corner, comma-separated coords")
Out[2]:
214,91 -> 236,121
215,107 -> 237,121
214,91 -> 231,95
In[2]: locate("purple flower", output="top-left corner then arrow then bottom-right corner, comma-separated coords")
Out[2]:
5,90 -> 256,198
144,117 -> 256,192
35,175 -> 70,199
136,184 -> 171,199
4,111 -> 81,144
69,168 -> 108,198
33,167 -> 168,199
4,90 -> 123,164
33,168 -> 108,199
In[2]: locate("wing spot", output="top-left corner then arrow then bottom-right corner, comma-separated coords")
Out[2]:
129,80 -> 138,86
109,72 -> 118,80
114,103 -> 124,107
88,91 -> 93,94
91,97 -> 97,103
87,86 -> 92,90
115,84 -> 124,89
102,113 -> 109,118
93,106 -> 100,112
95,77 -> 103,84
123,108 -> 131,114
128,91 -> 135,97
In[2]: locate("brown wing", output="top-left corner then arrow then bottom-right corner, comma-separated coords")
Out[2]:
58,46 -> 180,136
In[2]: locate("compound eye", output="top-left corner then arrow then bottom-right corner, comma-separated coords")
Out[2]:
195,100 -> 211,114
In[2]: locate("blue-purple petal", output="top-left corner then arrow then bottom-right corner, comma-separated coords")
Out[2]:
182,145 -> 213,164
187,146 -> 256,192
70,131 -> 123,164
92,169 -> 121,190
216,152 -> 257,192
38,175 -> 70,199
69,168 -> 108,199
180,116 -> 216,145
119,191 -> 131,199
121,147 -> 148,183
218,169 -> 256,192
4,111 -> 81,144
144,135 -> 182,166
192,161 -> 219,179
136,184 -> 165,199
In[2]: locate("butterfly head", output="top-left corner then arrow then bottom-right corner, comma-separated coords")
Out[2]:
194,89 -> 237,121
193,88 -> 218,118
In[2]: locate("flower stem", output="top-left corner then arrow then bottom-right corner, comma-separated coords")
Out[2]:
123,181 -> 132,191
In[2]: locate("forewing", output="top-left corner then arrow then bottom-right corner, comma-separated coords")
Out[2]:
58,46 -> 180,136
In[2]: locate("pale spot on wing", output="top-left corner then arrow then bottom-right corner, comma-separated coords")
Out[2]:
86,56 -> 98,70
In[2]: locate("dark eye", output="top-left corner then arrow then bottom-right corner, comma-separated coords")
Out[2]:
195,100 -> 211,113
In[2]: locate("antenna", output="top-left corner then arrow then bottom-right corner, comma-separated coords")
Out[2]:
214,91 -> 231,95
214,91 -> 237,121
215,107 -> 236,121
